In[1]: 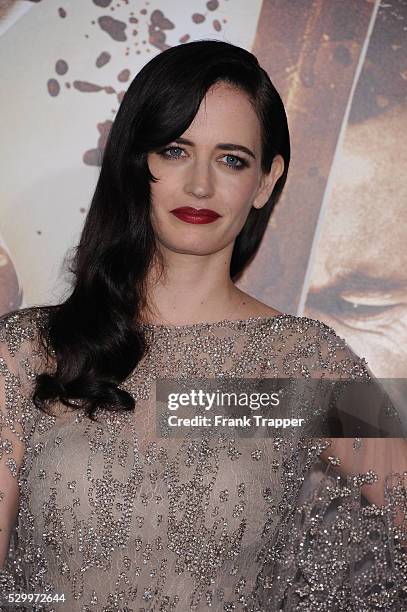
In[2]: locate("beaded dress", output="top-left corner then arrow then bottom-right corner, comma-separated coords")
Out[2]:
0,306 -> 406,611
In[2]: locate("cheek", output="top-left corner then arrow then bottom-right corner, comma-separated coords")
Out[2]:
221,173 -> 259,210
149,177 -> 176,212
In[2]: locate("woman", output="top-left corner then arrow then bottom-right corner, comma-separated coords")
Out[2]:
0,40 -> 406,611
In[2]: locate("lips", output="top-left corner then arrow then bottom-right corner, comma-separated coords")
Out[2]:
170,206 -> 221,224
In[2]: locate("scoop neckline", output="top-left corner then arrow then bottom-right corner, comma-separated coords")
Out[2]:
139,313 -> 290,330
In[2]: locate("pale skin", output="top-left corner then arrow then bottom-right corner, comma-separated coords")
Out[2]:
143,81 -> 285,326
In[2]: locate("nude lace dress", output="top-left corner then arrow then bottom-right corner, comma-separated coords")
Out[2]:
0,306 -> 406,611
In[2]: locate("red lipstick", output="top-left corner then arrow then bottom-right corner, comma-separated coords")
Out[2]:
170,207 -> 221,224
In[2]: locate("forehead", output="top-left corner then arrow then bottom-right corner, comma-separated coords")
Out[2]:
183,83 -> 261,147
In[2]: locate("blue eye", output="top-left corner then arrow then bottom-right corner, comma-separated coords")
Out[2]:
222,154 -> 246,170
158,147 -> 248,171
161,146 -> 183,159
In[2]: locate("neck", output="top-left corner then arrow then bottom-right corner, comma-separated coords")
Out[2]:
140,249 -> 245,326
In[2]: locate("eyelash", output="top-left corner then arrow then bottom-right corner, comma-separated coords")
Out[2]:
157,146 -> 249,171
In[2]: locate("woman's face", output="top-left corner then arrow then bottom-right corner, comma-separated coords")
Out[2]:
147,82 -> 284,260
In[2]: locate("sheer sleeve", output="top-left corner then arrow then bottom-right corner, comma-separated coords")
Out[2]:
255,320 -> 407,610
0,308 -> 42,594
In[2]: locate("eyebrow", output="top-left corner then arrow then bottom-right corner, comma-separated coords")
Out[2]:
172,137 -> 256,159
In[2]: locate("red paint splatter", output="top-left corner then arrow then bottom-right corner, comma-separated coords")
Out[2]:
192,13 -> 205,24
149,29 -> 167,49
151,9 -> 174,29
97,15 -> 127,41
179,34 -> 190,43
58,7 -> 66,18
72,80 -> 120,99
148,9 -> 174,51
47,79 -> 60,96
213,19 -> 221,32
96,51 -> 111,67
73,81 -> 103,92
117,69 -> 130,82
55,59 -> 68,75
207,0 -> 219,10
83,120 -> 113,166
92,0 -> 112,7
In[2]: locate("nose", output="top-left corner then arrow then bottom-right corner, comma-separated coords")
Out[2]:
183,158 -> 214,199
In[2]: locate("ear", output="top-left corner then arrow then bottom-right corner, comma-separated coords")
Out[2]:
252,155 -> 285,209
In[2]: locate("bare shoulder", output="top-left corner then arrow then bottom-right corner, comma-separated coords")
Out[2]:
235,291 -> 284,318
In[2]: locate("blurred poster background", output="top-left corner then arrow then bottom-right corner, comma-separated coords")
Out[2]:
0,0 -> 406,379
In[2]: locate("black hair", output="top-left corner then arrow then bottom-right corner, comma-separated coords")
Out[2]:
33,39 -> 290,420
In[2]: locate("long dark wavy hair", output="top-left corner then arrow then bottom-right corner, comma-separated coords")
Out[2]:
33,39 -> 290,421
